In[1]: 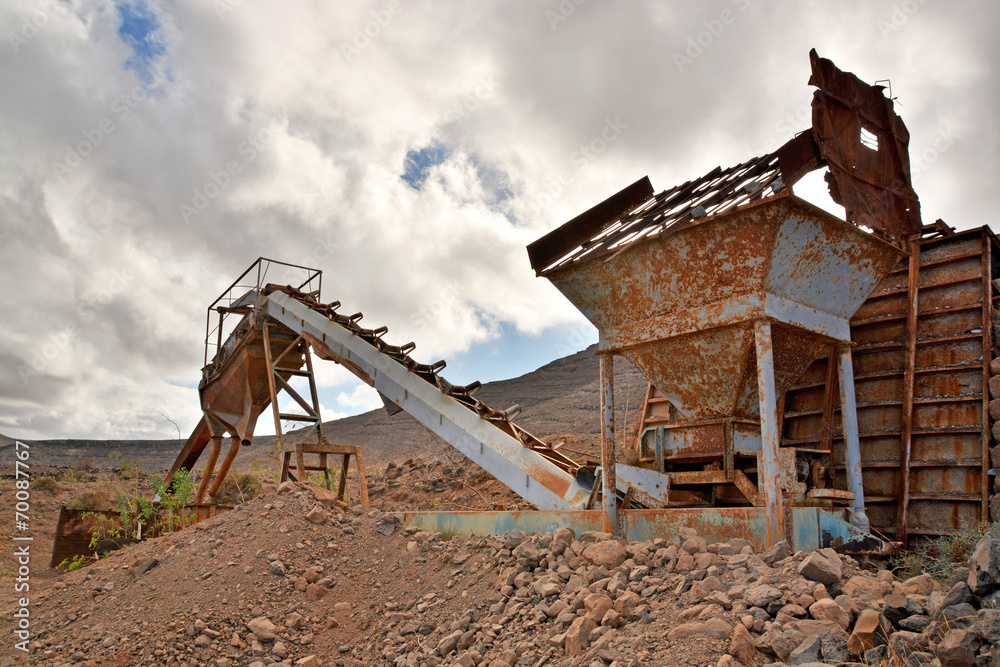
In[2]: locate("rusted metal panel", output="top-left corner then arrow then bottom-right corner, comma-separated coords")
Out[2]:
395,505 -> 895,554
51,503 -> 233,567
526,176 -> 654,274
807,49 -> 922,239
783,228 -> 995,538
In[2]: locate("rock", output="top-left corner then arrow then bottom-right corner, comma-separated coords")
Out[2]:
787,634 -> 822,665
305,583 -> 328,601
899,615 -> 934,632
937,581 -> 974,616
666,618 -> 731,641
247,617 -> 277,641
941,603 -> 979,627
305,505 -> 327,524
131,557 -> 159,577
295,657 -> 320,667
847,608 -> 887,655
756,625 -> 806,661
744,584 -> 783,608
809,598 -> 850,631
888,630 -> 927,662
937,628 -> 980,667
969,533 -> 1000,595
883,593 -> 923,627
601,609 -> 623,628
582,540 -> 627,569
729,622 -> 757,665
797,549 -> 842,586
761,540 -> 791,566
900,573 -> 935,596
820,632 -> 849,663
863,645 -> 886,665
272,641 -> 287,658
437,629 -> 463,656
565,616 -> 597,655
377,522 -> 395,536
843,574 -> 892,606
269,561 -> 286,577
974,609 -> 1000,643
503,529 -> 527,549
285,612 -> 304,630
513,540 -> 541,562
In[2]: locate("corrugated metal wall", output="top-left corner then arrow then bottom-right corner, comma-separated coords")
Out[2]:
782,226 -> 999,544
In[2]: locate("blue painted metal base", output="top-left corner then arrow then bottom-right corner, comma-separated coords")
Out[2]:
396,506 -> 895,554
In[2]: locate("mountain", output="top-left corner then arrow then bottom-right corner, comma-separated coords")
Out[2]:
3,344 -> 648,474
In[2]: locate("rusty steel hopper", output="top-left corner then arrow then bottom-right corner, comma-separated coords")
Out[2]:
547,194 -> 902,422
530,171 -> 906,544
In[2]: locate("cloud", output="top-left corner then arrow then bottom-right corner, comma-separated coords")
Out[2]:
0,0 -> 997,440
336,382 -> 383,412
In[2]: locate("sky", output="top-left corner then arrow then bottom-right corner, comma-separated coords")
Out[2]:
1,0 -> 997,442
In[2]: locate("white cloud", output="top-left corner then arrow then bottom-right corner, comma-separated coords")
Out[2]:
336,382 -> 383,412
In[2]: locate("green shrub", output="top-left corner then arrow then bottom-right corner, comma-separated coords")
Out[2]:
34,476 -> 62,491
210,472 -> 262,504
67,486 -> 113,511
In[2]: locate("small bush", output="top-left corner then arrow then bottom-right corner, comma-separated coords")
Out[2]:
34,476 -> 62,491
892,525 -> 997,583
67,486 -> 113,511
210,472 -> 262,504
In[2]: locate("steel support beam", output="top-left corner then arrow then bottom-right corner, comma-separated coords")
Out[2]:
754,319 -> 785,545
599,351 -> 618,534
837,345 -> 869,532
263,292 -> 591,510
897,239 -> 919,545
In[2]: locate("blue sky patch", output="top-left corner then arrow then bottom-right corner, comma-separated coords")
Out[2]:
116,1 -> 166,84
401,143 -> 450,190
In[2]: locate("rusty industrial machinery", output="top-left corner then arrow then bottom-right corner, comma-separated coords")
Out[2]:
66,48 -> 981,564
524,49 -> 941,552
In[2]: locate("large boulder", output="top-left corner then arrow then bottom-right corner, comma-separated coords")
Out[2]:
582,540 -> 627,568
798,549 -> 842,587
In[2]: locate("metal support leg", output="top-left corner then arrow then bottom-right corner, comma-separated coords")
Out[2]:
195,436 -> 222,504
754,320 -> 785,545
208,436 -> 240,498
837,346 -> 869,532
599,351 -> 618,535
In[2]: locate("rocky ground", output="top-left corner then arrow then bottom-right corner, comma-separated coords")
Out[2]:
6,463 -> 1000,667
